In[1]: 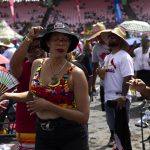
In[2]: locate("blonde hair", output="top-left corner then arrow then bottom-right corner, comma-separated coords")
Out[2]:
66,52 -> 76,62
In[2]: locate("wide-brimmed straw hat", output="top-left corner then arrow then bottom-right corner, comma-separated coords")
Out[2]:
40,22 -> 79,53
87,22 -> 106,42
0,40 -> 14,48
100,27 -> 129,51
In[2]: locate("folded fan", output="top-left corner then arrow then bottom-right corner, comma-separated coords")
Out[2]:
0,66 -> 19,96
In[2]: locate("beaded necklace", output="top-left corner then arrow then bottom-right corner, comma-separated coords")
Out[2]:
49,60 -> 67,85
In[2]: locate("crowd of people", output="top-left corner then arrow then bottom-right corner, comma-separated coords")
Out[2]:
0,20 -> 149,150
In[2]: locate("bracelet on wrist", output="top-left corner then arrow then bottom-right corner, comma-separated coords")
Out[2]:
24,35 -> 32,42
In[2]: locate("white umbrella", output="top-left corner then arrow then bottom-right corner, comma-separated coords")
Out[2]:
120,20 -> 150,33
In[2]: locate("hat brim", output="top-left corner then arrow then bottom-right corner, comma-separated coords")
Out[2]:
100,30 -> 129,51
87,31 -> 102,42
0,42 -> 14,48
40,29 -> 79,53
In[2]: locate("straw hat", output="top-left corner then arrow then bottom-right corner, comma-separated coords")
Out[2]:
100,27 -> 129,51
0,40 -> 14,48
87,22 -> 106,42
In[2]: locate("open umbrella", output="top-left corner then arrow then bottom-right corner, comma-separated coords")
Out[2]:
120,20 -> 150,33
0,20 -> 23,40
0,54 -> 9,64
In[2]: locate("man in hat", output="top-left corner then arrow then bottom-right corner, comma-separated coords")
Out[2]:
88,22 -> 114,147
98,27 -> 134,150
1,40 -> 16,71
88,22 -> 110,99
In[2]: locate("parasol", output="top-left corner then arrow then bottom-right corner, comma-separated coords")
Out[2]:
120,20 -> 150,33
0,54 -> 9,65
0,20 -> 23,40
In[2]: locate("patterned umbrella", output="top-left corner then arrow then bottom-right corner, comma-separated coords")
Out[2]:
0,54 -> 9,64
120,20 -> 150,33
0,20 -> 23,40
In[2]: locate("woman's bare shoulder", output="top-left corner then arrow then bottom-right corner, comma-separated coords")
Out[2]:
33,58 -> 47,63
32,58 -> 49,66
31,58 -> 46,70
70,63 -> 85,77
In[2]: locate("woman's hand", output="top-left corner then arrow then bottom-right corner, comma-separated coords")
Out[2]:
27,26 -> 43,40
0,100 -> 9,111
0,93 -> 7,102
26,97 -> 50,115
127,78 -> 146,93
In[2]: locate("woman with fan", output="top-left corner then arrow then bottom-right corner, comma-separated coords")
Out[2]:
0,22 -> 90,150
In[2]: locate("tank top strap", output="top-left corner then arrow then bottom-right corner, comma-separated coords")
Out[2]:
33,59 -> 45,80
38,59 -> 46,76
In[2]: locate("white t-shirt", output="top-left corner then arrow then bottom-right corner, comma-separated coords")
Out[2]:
92,43 -> 110,67
104,50 -> 134,101
133,47 -> 150,71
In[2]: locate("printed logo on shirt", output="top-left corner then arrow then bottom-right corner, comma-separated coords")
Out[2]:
106,58 -> 116,73
99,53 -> 109,60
